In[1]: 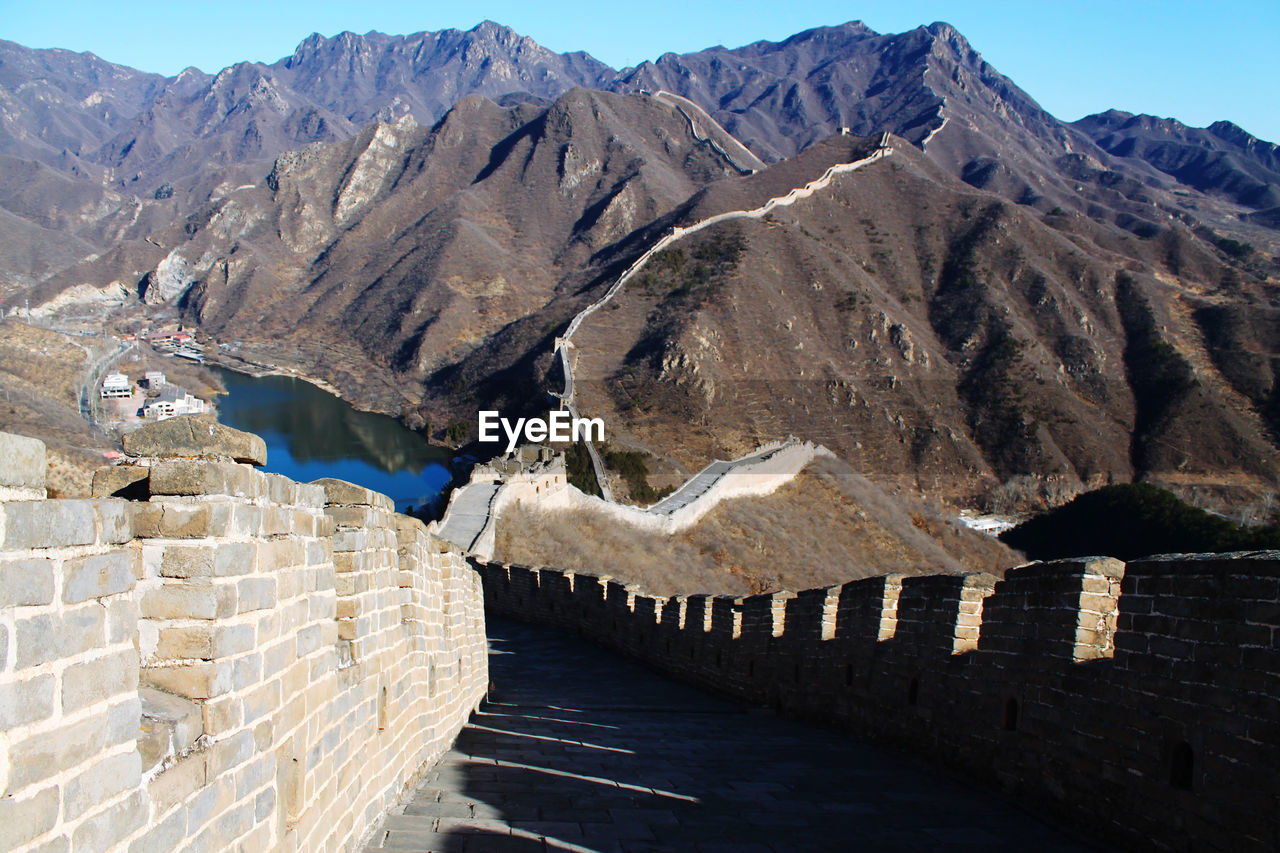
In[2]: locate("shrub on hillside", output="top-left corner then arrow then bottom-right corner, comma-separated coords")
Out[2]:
999,483 -> 1280,560
565,441 -> 600,497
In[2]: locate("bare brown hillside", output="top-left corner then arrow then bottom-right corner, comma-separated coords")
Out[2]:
493,455 -> 1019,596
563,137 -> 1280,512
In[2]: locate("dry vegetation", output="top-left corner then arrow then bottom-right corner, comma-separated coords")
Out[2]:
494,455 -> 1020,596
0,320 -> 111,495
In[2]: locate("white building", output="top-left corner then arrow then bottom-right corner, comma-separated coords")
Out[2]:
100,373 -> 132,399
144,388 -> 207,421
144,371 -> 166,389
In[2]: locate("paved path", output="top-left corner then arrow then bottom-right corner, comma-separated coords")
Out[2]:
365,619 -> 1097,853
646,444 -> 786,516
436,482 -> 501,552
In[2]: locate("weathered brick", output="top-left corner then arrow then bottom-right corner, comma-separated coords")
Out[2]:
142,660 -> 234,699
106,696 -> 142,747
63,550 -> 137,603
70,790 -> 145,853
133,501 -> 234,539
314,477 -> 394,511
91,465 -> 149,500
140,582 -> 237,620
106,599 -> 138,644
0,785 -> 58,849
62,648 -> 139,712
138,687 -> 204,770
2,500 -> 95,549
15,606 -> 105,668
0,556 -> 55,607
94,500 -> 133,544
63,749 -> 142,821
127,805 -> 187,853
237,577 -> 277,613
7,715 -> 106,789
155,622 -> 256,661
149,460 -> 263,499
147,752 -> 204,815
0,672 -> 55,728
122,415 -> 265,465
0,431 -> 46,492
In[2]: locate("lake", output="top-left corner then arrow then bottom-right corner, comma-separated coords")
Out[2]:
211,367 -> 452,514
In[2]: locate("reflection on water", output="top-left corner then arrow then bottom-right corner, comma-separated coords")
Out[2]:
212,367 -> 451,513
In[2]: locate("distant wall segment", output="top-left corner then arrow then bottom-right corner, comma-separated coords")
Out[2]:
476,552 -> 1280,851
0,432 -> 487,852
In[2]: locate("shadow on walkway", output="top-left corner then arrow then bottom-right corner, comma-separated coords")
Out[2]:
366,617 -> 1098,852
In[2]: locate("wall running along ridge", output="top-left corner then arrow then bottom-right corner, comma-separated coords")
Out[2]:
0,433 -> 487,852
476,554 -> 1280,852
552,137 -> 894,497
444,439 -> 823,559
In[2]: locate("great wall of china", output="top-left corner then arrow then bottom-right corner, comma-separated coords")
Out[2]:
0,429 -> 487,852
479,554 -> 1280,851
433,134 -> 895,550
2,420 -> 1278,851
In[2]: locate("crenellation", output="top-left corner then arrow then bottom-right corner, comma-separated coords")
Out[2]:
478,552 -> 1280,852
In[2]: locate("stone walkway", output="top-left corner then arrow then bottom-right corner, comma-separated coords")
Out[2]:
364,619 -> 1098,852
436,482 -> 501,552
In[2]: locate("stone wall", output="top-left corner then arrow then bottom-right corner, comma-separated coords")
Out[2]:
0,433 -> 487,852
476,554 -> 1279,851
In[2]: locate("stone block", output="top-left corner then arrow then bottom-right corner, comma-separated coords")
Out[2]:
157,542 -> 256,578
0,785 -> 58,850
142,660 -> 233,699
237,577 -> 277,613
63,648 -> 139,712
63,551 -> 138,603
156,622 -> 256,661
149,460 -> 263,499
141,582 -> 238,620
63,749 -> 142,822
106,695 -> 142,748
122,415 -> 266,465
148,751 -> 204,815
91,466 -> 149,499
127,805 -> 187,853
94,500 -> 133,544
70,790 -> 145,853
0,432 -> 46,499
7,715 -> 106,790
314,477 -> 394,511
2,500 -> 96,549
106,599 -> 138,644
138,686 -> 204,771
0,672 -> 55,727
15,606 -> 105,668
0,556 -> 55,607
133,502 -> 235,539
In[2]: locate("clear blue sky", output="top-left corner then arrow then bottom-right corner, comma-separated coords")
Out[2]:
3,0 -> 1278,142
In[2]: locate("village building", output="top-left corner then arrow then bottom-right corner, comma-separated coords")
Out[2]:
99,372 -> 132,399
143,387 -> 207,420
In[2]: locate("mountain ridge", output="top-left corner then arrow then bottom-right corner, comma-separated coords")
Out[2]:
1,20 -> 1278,517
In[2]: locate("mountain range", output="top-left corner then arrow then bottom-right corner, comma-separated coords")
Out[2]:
1,19 -> 1277,514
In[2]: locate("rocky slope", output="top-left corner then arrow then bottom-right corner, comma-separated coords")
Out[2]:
2,21 -> 1277,516
20,89 -> 750,419
555,136 -> 1280,512
1074,109 -> 1280,213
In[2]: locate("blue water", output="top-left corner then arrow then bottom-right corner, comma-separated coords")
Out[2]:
211,367 -> 451,514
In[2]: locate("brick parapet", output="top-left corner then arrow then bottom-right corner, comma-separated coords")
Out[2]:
0,433 -> 487,853
478,553 -> 1280,851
